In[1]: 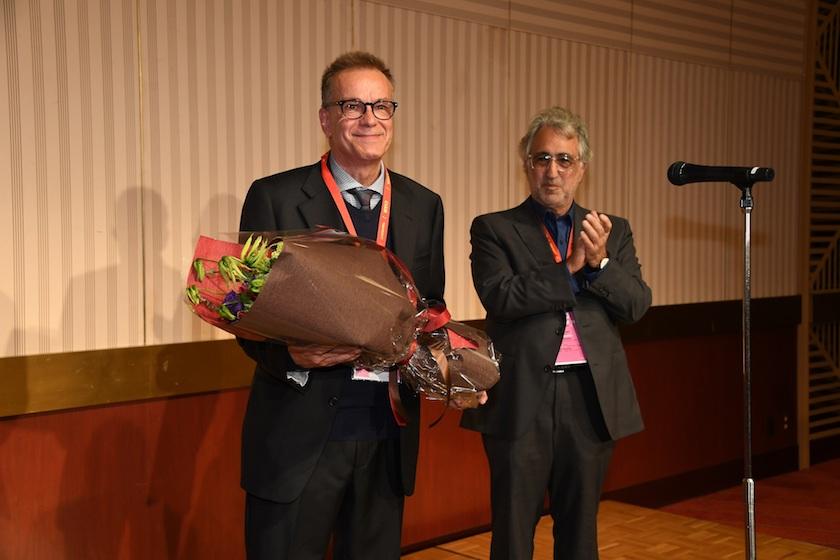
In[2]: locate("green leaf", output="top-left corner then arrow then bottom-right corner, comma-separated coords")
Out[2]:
219,256 -> 247,283
218,305 -> 236,321
271,241 -> 284,260
240,234 -> 254,261
217,258 -> 230,281
185,286 -> 201,306
250,276 -> 266,292
193,259 -> 206,282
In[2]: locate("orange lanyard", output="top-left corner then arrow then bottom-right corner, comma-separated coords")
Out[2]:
539,218 -> 574,264
320,152 -> 392,248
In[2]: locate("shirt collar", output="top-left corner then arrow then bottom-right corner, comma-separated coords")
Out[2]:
329,154 -> 385,195
529,197 -> 575,223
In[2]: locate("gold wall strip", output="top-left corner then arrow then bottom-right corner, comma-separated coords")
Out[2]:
0,340 -> 253,418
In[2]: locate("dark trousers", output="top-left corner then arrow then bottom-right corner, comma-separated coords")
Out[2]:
245,439 -> 404,560
482,368 -> 614,560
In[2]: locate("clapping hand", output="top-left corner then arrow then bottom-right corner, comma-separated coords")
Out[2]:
580,211 -> 611,267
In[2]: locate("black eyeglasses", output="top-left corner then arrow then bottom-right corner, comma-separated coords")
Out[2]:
325,99 -> 398,120
527,152 -> 582,172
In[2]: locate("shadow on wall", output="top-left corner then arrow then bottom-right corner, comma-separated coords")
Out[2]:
146,191 -> 245,557
148,188 -> 242,346
0,188 -> 248,558
55,419 -> 151,557
0,291 -> 28,535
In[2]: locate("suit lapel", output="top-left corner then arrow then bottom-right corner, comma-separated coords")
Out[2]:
513,199 -> 589,265
511,200 -> 556,266
389,175 -> 416,270
297,164 -> 344,231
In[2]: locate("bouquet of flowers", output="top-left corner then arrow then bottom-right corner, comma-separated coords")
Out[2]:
185,234 -> 281,339
184,229 -> 499,402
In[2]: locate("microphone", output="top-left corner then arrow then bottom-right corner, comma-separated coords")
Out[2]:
667,161 -> 774,186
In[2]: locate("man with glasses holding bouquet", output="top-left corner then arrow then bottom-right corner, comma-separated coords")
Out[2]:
238,51 -> 447,559
461,106 -> 652,559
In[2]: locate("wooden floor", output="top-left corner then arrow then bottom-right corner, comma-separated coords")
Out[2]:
664,458 -> 840,550
403,501 -> 840,559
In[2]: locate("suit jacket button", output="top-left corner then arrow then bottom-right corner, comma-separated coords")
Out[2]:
555,327 -> 562,335
328,396 -> 339,407
543,365 -> 551,373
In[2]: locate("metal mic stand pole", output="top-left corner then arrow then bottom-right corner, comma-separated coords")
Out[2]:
737,181 -> 756,560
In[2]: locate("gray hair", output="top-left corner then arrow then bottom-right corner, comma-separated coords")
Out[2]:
518,106 -> 592,166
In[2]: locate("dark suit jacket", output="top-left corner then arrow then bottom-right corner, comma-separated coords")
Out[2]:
461,199 -> 650,441
238,161 -> 445,503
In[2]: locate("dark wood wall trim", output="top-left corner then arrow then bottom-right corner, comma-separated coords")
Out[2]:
466,295 -> 802,343
619,295 -> 801,343
0,340 -> 254,417
0,296 -> 801,418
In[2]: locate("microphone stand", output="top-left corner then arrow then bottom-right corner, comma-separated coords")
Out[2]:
669,162 -> 773,558
736,180 -> 756,560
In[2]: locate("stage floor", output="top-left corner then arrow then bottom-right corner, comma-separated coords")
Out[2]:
403,500 -> 840,559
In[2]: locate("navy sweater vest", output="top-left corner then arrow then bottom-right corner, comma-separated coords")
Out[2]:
327,201 -> 400,440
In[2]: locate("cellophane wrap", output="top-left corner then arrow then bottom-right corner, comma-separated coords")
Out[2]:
186,229 -> 425,364
399,320 -> 500,405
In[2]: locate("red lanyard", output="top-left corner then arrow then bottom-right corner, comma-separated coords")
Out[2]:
539,218 -> 574,264
320,152 -> 392,248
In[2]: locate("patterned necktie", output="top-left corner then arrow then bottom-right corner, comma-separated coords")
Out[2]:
349,188 -> 374,211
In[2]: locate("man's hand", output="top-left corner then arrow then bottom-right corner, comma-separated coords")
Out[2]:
288,344 -> 362,368
566,240 -> 586,275
448,390 -> 489,410
580,211 -> 612,267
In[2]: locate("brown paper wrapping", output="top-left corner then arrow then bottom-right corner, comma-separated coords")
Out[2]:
187,231 -> 420,363
236,235 -> 418,362
401,320 -> 500,402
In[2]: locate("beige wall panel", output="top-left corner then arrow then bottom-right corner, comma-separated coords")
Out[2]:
731,0 -> 807,77
140,0 -> 352,344
356,1 -> 510,320
1,0 -> 811,357
1,0 -> 143,358
511,0 -> 632,50
509,32 -> 631,219
363,0 -> 511,28
726,72 -> 801,299
630,0 -> 732,66
628,55 -> 733,305
2,0 -> 21,356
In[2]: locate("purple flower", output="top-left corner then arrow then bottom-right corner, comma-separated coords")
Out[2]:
222,290 -> 244,318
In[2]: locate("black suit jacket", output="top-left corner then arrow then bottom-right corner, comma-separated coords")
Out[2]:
238,161 -> 445,503
461,199 -> 650,441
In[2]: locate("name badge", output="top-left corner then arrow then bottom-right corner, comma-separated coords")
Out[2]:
352,367 -> 390,382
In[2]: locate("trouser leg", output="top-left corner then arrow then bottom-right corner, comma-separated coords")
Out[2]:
333,439 -> 404,560
483,386 -> 555,560
548,370 -> 614,560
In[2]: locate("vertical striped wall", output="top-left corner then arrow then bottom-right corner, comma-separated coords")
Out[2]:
2,0 -> 143,356
1,0 -> 808,356
139,0 -> 351,345
357,2 -> 511,320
